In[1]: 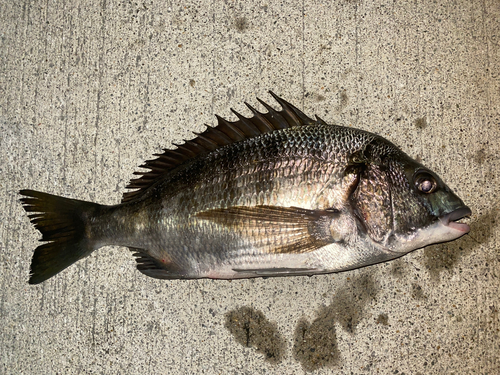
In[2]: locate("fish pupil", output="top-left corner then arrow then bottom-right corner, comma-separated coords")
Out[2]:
421,180 -> 432,192
414,170 -> 437,194
417,177 -> 437,193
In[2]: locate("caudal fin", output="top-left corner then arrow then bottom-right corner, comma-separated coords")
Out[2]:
19,190 -> 102,284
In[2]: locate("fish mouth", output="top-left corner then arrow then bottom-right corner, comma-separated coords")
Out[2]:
439,206 -> 472,234
385,206 -> 472,254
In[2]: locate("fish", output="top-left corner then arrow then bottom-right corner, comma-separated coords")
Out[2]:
19,92 -> 471,284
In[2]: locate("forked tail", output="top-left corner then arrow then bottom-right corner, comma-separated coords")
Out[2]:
19,190 -> 103,284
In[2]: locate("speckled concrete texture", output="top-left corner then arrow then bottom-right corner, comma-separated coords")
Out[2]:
1,0 -> 499,374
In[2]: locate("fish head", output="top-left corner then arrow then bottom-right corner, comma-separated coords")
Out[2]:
350,143 -> 471,254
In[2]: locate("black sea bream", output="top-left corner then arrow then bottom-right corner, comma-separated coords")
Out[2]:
20,92 -> 471,284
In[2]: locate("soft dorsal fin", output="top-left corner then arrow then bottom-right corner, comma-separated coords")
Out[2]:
122,92 -> 318,203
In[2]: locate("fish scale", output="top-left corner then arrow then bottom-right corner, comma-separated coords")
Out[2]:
19,92 -> 471,284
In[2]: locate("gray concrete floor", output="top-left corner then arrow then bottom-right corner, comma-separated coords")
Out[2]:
1,0 -> 499,374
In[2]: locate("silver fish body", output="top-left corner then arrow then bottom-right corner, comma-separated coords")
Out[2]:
20,93 -> 471,284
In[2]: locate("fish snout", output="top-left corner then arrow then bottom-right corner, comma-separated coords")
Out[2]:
440,206 -> 472,234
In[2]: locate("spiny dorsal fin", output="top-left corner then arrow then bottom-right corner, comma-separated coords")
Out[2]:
122,92 -> 318,203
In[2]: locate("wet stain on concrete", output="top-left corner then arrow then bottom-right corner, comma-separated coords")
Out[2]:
411,283 -> 427,300
339,90 -> 348,109
422,243 -> 464,279
225,306 -> 286,364
414,117 -> 427,129
471,148 -> 487,165
234,17 -> 248,32
305,92 -> 326,102
226,272 -> 379,370
293,271 -> 378,371
375,313 -> 389,325
390,258 -> 407,279
293,311 -> 340,372
330,272 -> 379,333
422,208 -> 498,279
468,208 -> 498,246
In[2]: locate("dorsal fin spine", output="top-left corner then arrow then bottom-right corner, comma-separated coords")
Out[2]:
192,133 -> 218,149
244,102 -> 275,132
156,155 -> 186,164
203,126 -> 233,145
170,149 -> 189,158
256,98 -> 289,129
315,115 -> 327,125
269,91 -> 315,126
178,141 -> 206,155
215,115 -> 246,141
230,109 -> 261,136
172,144 -> 197,158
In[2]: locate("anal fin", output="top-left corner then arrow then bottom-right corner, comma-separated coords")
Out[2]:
232,267 -> 320,277
130,248 -> 188,279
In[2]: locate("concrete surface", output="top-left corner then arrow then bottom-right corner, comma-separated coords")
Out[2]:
1,0 -> 499,374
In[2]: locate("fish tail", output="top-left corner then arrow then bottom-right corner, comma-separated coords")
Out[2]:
19,189 -> 103,284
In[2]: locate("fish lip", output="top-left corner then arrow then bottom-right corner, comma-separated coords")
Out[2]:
439,206 -> 472,234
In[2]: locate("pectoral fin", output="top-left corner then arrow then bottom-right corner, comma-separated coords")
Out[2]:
195,205 -> 341,254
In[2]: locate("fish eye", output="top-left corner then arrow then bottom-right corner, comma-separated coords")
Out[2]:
414,171 -> 438,194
